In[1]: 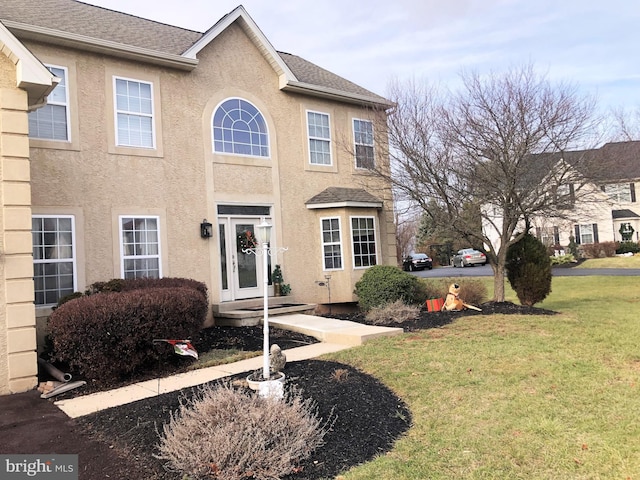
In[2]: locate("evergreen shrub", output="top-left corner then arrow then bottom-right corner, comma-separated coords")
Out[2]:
354,265 -> 421,311
506,233 -> 552,306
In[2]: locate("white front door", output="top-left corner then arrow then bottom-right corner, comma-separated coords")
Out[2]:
218,217 -> 270,301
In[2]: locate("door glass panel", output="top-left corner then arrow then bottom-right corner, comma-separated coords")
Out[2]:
219,223 -> 228,290
236,224 -> 257,289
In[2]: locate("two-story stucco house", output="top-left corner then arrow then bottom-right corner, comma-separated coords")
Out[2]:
482,141 -> 640,254
0,1 -> 397,394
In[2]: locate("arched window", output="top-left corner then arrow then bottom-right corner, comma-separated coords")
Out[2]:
213,98 -> 269,157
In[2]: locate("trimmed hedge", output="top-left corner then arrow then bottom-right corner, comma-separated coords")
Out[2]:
354,265 -> 422,311
506,233 -> 552,306
48,285 -> 207,382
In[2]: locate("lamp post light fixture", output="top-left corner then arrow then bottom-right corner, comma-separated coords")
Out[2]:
200,219 -> 213,238
242,217 -> 287,382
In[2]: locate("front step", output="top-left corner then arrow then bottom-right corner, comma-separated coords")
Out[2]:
213,298 -> 317,326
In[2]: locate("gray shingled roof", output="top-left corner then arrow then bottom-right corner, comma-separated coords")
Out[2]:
305,187 -> 383,207
1,0 -> 388,104
613,209 -> 640,219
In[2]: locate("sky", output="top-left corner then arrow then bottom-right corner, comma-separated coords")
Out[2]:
85,0 -> 640,113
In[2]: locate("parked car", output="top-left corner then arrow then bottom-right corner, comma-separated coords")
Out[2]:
452,248 -> 487,267
402,253 -> 433,271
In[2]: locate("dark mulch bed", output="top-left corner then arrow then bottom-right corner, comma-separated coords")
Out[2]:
12,301 -> 555,479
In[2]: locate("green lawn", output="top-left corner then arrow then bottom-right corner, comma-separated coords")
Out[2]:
325,276 -> 640,479
576,256 -> 640,269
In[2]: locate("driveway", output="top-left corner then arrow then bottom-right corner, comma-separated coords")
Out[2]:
409,265 -> 640,278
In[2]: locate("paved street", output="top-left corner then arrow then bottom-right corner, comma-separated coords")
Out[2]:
410,265 -> 640,278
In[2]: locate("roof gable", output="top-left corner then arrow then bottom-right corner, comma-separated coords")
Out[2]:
1,0 -> 390,107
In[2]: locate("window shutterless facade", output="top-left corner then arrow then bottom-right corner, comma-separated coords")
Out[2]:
213,98 -> 269,157
28,65 -> 70,141
120,216 -> 161,278
353,119 -> 374,169
307,111 -> 332,165
351,216 -> 377,267
114,77 -> 155,148
32,215 -> 76,306
321,217 -> 343,270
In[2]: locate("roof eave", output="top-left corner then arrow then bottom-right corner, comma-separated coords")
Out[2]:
4,20 -> 199,71
306,201 -> 383,210
1,20 -> 58,109
283,80 -> 393,109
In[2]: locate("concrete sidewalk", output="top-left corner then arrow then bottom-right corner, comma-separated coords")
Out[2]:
55,314 -> 403,418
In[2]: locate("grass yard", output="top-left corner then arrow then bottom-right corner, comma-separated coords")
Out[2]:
576,256 -> 640,269
327,276 -> 640,479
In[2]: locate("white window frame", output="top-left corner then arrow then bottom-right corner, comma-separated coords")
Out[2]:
353,118 -> 374,169
29,65 -> 70,141
603,183 -> 632,203
320,217 -> 343,271
212,97 -> 270,157
307,110 -> 332,166
119,215 -> 162,279
32,215 -> 77,306
350,216 -> 378,268
113,76 -> 155,149
577,224 -> 594,244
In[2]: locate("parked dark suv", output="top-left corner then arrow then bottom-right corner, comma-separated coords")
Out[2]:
402,253 -> 433,271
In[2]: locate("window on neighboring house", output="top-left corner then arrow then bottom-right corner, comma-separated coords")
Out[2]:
307,111 -> 331,165
351,216 -> 377,267
213,98 -> 269,157
353,119 -> 374,169
602,183 -> 636,203
29,66 -> 70,141
32,215 -> 76,306
537,226 -> 560,246
555,183 -> 575,208
321,217 -> 342,270
120,216 -> 161,278
114,77 -> 154,148
574,223 -> 598,245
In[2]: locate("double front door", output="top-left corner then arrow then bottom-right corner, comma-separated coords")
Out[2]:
218,217 -> 271,301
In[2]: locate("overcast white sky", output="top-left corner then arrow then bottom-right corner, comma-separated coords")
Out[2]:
86,0 -> 639,112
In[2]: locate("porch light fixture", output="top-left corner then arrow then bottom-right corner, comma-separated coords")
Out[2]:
200,219 -> 213,238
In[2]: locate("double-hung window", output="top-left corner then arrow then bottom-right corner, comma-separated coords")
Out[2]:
353,119 -> 374,169
603,183 -> 634,203
29,65 -> 70,141
321,218 -> 342,270
351,216 -> 377,267
307,111 -> 331,165
575,223 -> 598,245
120,216 -> 161,278
32,215 -> 76,306
114,77 -> 154,148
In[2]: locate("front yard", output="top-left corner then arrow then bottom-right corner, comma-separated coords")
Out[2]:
328,276 -> 640,479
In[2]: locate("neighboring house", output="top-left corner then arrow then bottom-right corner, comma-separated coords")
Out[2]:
483,141 -> 640,253
0,1 -> 396,394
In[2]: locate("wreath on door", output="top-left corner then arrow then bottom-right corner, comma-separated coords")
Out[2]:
237,230 -> 259,251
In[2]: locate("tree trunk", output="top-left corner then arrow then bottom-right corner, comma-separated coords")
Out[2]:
492,264 -> 506,302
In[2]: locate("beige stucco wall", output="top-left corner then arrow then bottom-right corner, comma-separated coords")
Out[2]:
22,20 -> 396,317
0,53 -> 38,394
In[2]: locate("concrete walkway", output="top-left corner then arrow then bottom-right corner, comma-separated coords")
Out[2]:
55,314 -> 402,418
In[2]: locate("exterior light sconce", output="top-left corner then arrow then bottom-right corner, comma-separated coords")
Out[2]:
200,219 -> 213,238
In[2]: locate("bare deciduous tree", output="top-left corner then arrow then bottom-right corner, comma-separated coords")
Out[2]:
367,64 -> 599,301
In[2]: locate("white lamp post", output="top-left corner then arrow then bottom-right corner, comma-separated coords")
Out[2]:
256,218 -> 272,380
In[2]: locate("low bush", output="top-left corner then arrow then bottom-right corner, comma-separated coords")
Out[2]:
617,241 -> 640,255
48,286 -> 207,381
582,241 -> 618,258
550,253 -> 576,265
365,300 -> 421,325
419,278 -> 487,306
156,384 -> 327,480
354,265 -> 422,311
